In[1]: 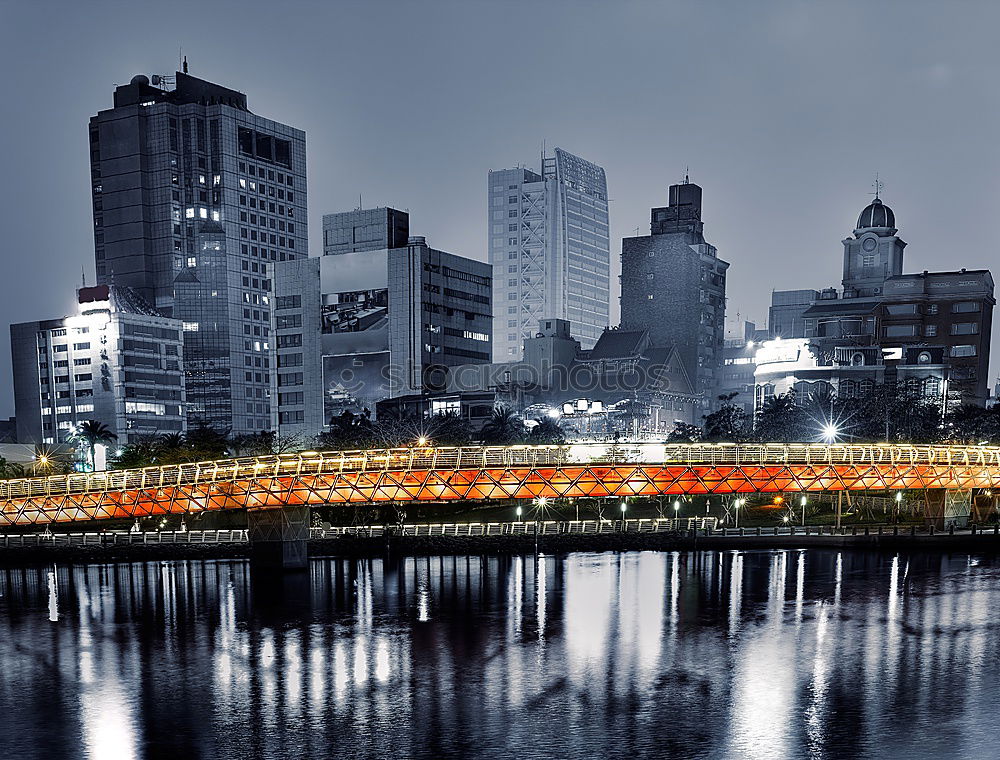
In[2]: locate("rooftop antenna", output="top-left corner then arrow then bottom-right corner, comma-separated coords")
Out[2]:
81,267 -> 86,288
872,172 -> 884,200
684,165 -> 690,184
182,55 -> 189,74
178,47 -> 182,71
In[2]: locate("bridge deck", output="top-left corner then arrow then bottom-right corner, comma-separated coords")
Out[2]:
3,442 -> 1000,526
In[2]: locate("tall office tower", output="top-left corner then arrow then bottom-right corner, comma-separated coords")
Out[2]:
272,235 -> 492,437
488,148 -> 610,360
11,285 -> 186,446
323,207 -> 410,255
89,69 -> 307,435
620,180 -> 729,402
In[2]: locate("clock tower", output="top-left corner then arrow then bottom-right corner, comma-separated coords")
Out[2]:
842,195 -> 905,297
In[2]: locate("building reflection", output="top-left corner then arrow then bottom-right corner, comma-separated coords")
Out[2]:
0,550 -> 999,757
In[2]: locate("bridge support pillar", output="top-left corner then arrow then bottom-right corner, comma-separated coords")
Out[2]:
972,489 -> 997,524
247,505 -> 310,571
923,490 -> 971,531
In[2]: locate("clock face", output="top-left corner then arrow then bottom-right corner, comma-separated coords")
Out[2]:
862,237 -> 878,252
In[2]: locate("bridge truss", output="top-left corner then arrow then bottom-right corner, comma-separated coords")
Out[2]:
2,442 -> 1000,526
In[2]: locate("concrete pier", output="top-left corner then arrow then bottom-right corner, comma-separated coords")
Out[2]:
923,489 -> 972,530
247,505 -> 310,570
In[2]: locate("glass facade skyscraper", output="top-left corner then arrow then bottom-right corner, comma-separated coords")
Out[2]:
89,70 -> 307,434
488,148 -> 610,360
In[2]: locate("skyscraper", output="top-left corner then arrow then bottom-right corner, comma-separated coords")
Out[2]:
488,148 -> 610,360
89,68 -> 307,435
620,181 -> 729,402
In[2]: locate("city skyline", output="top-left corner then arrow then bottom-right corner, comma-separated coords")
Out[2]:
2,0 -> 1000,417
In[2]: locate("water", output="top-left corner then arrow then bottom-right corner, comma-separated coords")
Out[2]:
0,549 -> 997,759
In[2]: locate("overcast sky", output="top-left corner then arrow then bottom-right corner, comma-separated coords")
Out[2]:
1,0 -> 998,417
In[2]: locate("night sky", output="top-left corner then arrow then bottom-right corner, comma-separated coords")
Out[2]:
1,0 -> 998,416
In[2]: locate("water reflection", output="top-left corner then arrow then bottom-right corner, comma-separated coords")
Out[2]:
1,550 -> 999,758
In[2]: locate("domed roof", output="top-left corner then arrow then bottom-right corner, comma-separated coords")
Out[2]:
857,197 -> 895,230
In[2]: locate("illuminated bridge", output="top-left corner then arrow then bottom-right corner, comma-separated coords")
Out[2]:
3,442 -> 999,567
4,440 -> 1000,523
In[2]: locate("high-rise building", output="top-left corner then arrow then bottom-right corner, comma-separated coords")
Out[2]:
620,181 -> 729,402
272,235 -> 492,437
488,148 -> 610,360
89,69 -> 307,435
323,207 -> 410,255
11,285 -> 185,446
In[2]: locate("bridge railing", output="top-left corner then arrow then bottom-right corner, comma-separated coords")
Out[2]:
3,442 -> 1000,503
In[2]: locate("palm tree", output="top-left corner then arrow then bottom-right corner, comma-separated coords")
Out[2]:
479,406 -> 526,445
70,420 -> 117,472
529,417 -> 566,444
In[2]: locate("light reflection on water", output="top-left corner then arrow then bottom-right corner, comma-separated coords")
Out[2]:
0,550 -> 999,759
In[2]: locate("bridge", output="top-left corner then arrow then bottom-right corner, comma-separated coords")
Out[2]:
3,441 -> 999,567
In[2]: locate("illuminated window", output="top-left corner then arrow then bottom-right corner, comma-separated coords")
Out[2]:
182,322 -> 199,332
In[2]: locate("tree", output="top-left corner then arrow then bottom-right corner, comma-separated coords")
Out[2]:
702,393 -> 751,442
230,431 -> 278,457
479,406 -> 526,445
70,420 -> 117,471
425,412 -> 474,447
839,383 -> 942,443
0,457 -> 24,479
183,423 -> 231,460
110,439 -> 159,469
754,393 -> 810,442
529,417 -> 566,444
942,404 -> 1000,444
666,423 -> 702,443
315,410 -> 378,451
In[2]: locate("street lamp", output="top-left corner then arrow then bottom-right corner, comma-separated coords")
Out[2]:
800,495 -> 807,527
734,497 -> 744,528
416,436 -> 428,447
516,505 -> 523,522
673,500 -> 680,519
821,422 -> 840,444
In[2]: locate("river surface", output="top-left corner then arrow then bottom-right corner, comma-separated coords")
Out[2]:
1,549 -> 998,759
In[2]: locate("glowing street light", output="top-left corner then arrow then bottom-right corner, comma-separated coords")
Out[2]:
800,495 -> 807,526
733,497 -> 745,528
673,500 -> 680,517
416,436 -> 428,447
516,505 -> 523,522
821,422 -> 840,443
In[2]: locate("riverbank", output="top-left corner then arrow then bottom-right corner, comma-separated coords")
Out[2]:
2,528 -> 1000,566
